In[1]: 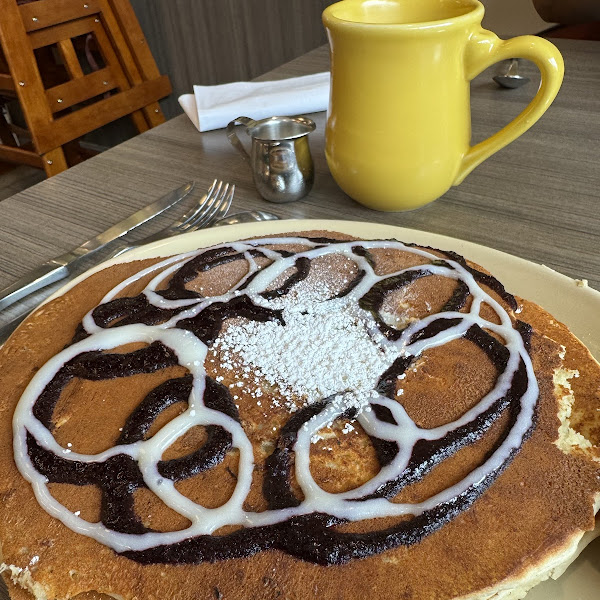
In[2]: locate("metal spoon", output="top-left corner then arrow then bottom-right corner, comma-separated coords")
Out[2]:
214,210 -> 280,226
493,58 -> 530,89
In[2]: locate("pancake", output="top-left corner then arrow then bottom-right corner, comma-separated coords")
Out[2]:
0,230 -> 598,600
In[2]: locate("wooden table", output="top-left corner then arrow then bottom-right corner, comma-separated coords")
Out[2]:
0,38 -> 599,331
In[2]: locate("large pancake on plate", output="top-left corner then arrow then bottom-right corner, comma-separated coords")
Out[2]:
0,230 -> 598,600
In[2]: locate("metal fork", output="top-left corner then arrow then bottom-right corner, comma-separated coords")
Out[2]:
112,179 -> 234,256
0,180 -> 234,344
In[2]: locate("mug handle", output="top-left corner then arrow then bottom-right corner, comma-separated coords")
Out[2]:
226,116 -> 256,164
454,32 -> 564,185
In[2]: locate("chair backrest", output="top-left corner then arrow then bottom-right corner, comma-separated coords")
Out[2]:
0,0 -> 170,166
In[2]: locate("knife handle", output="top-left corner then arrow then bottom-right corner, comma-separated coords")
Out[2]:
0,261 -> 68,312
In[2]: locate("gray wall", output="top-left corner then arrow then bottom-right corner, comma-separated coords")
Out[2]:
131,0 -> 334,119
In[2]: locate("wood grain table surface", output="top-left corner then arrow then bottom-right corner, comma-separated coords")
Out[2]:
0,38 -> 599,331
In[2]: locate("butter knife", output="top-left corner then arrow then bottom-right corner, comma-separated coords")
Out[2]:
0,182 -> 195,312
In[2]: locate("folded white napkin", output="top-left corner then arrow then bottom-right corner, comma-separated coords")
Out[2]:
178,72 -> 330,132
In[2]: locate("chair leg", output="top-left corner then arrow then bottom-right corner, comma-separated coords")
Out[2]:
130,109 -> 150,134
42,147 -> 68,177
143,101 -> 166,127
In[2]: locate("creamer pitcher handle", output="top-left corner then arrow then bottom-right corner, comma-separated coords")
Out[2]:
226,117 -> 256,164
454,33 -> 564,185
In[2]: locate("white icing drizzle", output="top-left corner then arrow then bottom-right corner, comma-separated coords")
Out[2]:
12,237 -> 538,553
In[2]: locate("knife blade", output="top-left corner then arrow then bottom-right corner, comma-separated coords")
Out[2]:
0,182 -> 195,312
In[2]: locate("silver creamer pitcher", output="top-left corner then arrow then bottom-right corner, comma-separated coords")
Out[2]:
227,116 -> 316,203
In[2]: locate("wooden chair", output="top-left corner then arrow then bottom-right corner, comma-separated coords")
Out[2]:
0,0 -> 171,176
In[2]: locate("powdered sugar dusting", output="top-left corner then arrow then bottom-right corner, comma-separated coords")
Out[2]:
212,290 -> 400,414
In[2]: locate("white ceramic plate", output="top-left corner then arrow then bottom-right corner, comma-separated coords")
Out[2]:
41,220 -> 600,599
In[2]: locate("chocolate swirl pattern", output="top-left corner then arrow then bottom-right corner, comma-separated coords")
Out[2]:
12,237 -> 539,565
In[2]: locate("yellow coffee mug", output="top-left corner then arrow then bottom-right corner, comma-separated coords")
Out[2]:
322,0 -> 564,211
